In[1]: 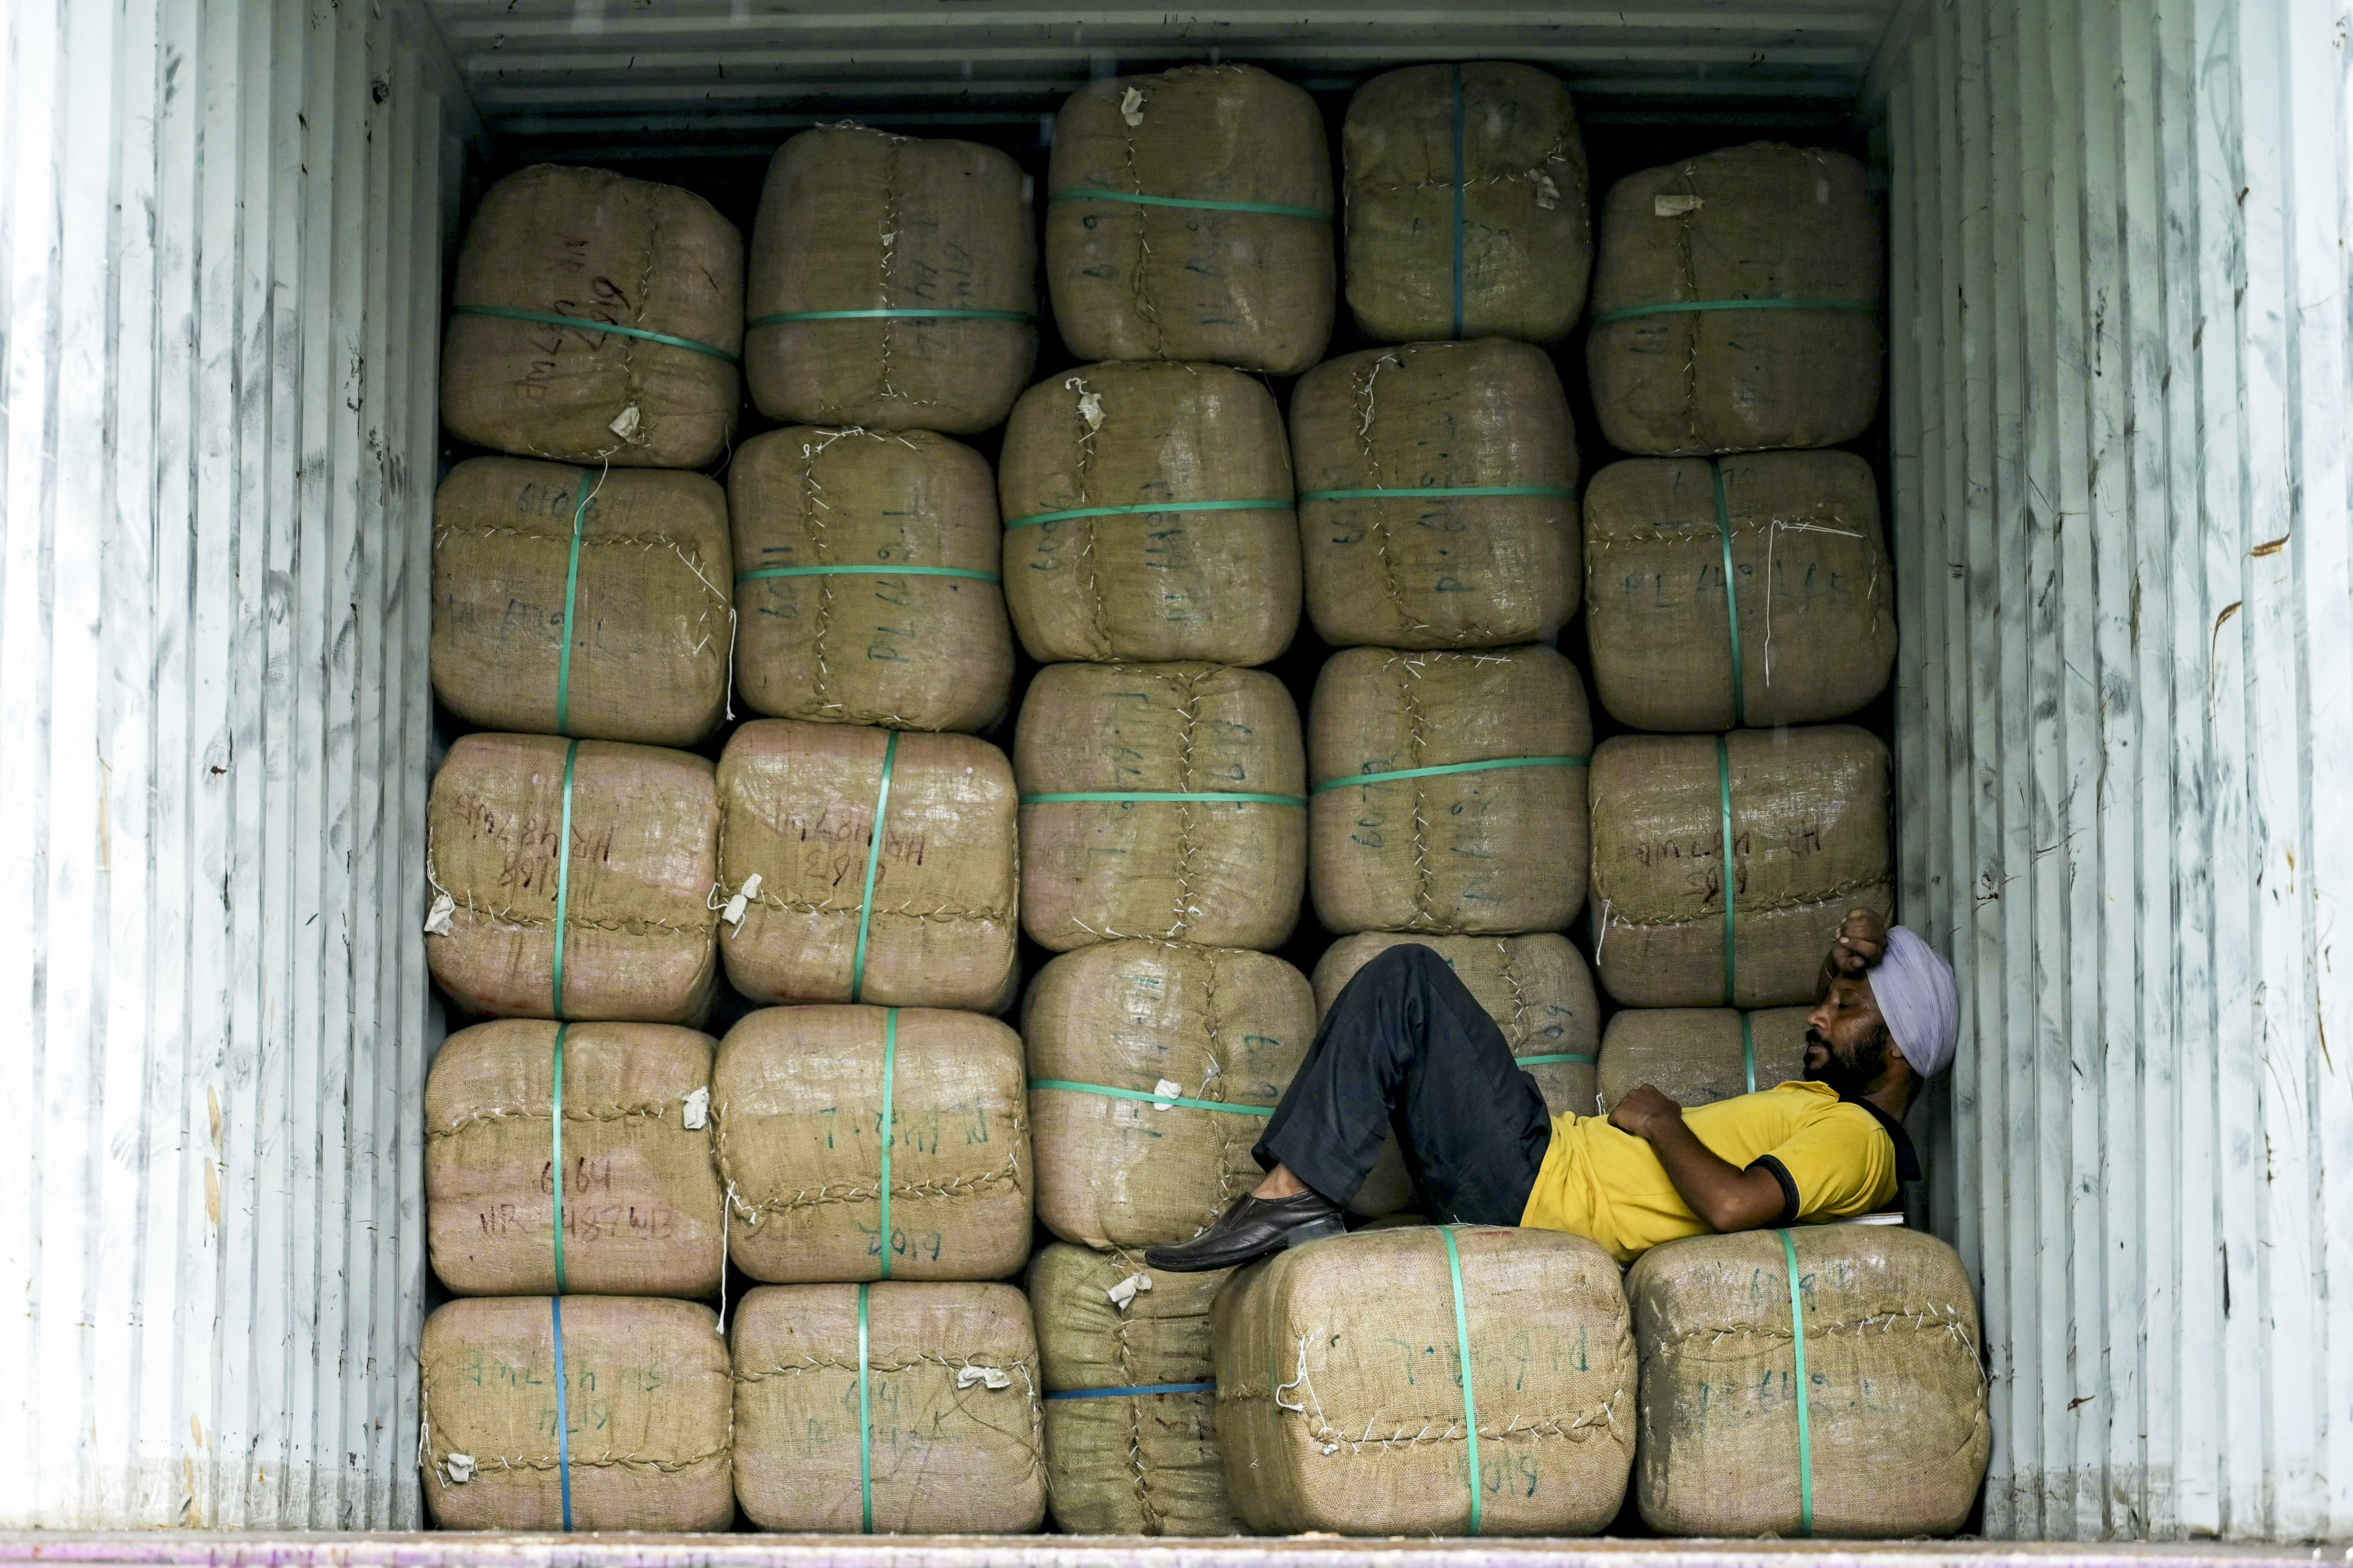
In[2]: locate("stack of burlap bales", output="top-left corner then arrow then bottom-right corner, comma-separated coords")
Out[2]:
996,63 -> 1339,1534
423,164 -> 746,1532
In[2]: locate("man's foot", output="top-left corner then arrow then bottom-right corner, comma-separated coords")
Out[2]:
1144,1189 -> 1346,1272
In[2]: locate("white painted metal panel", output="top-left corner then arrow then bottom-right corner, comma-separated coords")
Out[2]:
0,0 -> 470,1530
1886,0 -> 2353,1541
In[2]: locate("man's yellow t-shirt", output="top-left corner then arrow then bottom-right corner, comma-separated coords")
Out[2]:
1518,1081 -> 1917,1262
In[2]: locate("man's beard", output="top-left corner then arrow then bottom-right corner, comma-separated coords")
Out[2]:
1804,1024 -> 1891,1097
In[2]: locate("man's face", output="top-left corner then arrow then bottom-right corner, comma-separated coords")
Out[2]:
1805,972 -> 1893,1096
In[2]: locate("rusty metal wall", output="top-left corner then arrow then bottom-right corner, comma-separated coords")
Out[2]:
0,0 -> 473,1529
1885,0 -> 2353,1541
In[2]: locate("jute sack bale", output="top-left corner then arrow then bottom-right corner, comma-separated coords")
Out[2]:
431,457 -> 732,747
1024,942 -> 1314,1248
1291,340 -> 1581,650
730,427 -> 1013,733
442,165 -> 742,469
1583,451 -> 1894,731
1628,1227 -> 1989,1537
1018,662 -> 1306,953
716,720 -> 1019,1011
1589,725 -> 1891,1009
425,1019 -> 723,1298
426,734 -> 719,1025
712,1005 -> 1030,1283
420,1295 -> 732,1530
746,125 -> 1036,434
1596,1006 -> 1810,1113
999,362 -> 1301,666
1586,144 -> 1881,456
1213,1225 -> 1635,1536
1309,645 -> 1591,935
1027,1243 -> 1241,1536
732,1281 -> 1046,1532
1342,63 -> 1591,343
1047,65 -> 1333,374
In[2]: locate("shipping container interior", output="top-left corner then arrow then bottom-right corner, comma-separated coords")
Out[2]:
6,0 -> 2349,1548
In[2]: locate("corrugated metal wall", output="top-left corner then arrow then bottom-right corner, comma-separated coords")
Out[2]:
0,0 -> 468,1529
1886,0 -> 2353,1542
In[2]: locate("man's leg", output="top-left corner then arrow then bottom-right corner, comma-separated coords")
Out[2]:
1258,942 -> 1551,1224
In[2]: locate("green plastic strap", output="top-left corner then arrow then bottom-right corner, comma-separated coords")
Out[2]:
1313,755 -> 1587,793
1450,62 -> 1466,339
1052,187 -> 1331,221
551,739 -> 581,1019
1711,459 -> 1747,726
554,470 -> 593,736
856,1281 -> 874,1534
1021,790 -> 1306,807
1589,297 -> 1878,327
1029,1079 -> 1276,1117
1299,486 -> 1576,502
850,730 -> 899,1004
550,1022 -> 570,1293
453,304 -> 740,364
1716,734 -> 1737,1008
1778,1229 -> 1817,1536
738,564 -> 1001,584
748,307 -> 1034,326
1440,1226 -> 1483,1536
1518,1052 -> 1597,1067
1003,498 -> 1290,529
877,1008 -> 898,1280
1742,1011 -> 1758,1094
550,1295 -> 574,1531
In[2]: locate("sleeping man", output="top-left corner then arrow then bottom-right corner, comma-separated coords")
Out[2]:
1145,907 -> 1958,1271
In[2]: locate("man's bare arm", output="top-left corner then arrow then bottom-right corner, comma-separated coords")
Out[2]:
1608,1085 -> 1787,1233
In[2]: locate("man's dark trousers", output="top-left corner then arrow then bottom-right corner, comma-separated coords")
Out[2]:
1254,942 -> 1552,1224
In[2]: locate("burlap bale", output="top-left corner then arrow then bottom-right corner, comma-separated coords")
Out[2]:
1596,1006 -> 1811,1113
730,427 -> 1014,732
1024,942 -> 1314,1249
1587,144 -> 1881,457
1342,63 -> 1591,343
745,125 -> 1037,434
712,1005 -> 1030,1283
431,457 -> 732,747
1583,451 -> 1894,730
732,1282 -> 1047,1532
1589,726 -> 1891,1008
1047,64 -> 1334,374
1027,1243 -> 1241,1536
1291,341 -> 1580,651
1628,1226 -> 1989,1537
1017,662 -> 1306,953
999,361 -> 1302,666
426,734 -> 719,1025
442,165 -> 742,469
426,1019 -> 723,1298
1213,1225 -> 1634,1536
716,719 -> 1019,1012
1309,645 -> 1591,935
419,1295 -> 732,1530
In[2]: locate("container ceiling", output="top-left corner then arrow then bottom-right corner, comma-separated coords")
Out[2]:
428,0 -> 1922,160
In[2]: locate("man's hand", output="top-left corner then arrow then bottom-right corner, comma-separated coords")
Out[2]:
1826,906 -> 1889,976
1609,1083 -> 1684,1141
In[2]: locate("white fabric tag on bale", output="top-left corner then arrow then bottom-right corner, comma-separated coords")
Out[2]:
608,403 -> 642,440
445,1453 -> 476,1483
1066,380 -> 1105,431
1120,86 -> 1146,126
682,1087 -> 710,1129
723,871 -> 763,927
1654,193 -> 1705,217
955,1365 -> 1012,1391
424,892 -> 455,936
1106,1271 -> 1153,1310
1150,1078 -> 1182,1110
1535,172 -> 1562,210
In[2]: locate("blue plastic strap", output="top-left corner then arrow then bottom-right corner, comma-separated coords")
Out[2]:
1440,1226 -> 1482,1535
551,740 -> 581,1019
554,470 -> 592,736
550,1023 -> 570,1293
748,307 -> 1034,326
1046,1381 -> 1216,1401
1742,1011 -> 1758,1094
1712,459 -> 1748,726
550,1295 -> 574,1531
453,304 -> 740,364
850,731 -> 898,1003
1779,1229 -> 1817,1536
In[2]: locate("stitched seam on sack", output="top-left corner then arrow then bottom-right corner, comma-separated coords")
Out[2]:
443,900 -> 717,939
1168,666 -> 1206,941
1348,352 -> 1425,643
803,435 -> 838,710
1586,874 -> 1891,930
425,1102 -> 679,1139
735,1352 -> 1033,1381
720,891 -> 1010,925
1120,115 -> 1164,357
1495,939 -> 1532,1052
1069,374 -> 1115,659
721,1157 -> 1023,1215
1396,659 -> 1438,928
1197,946 -> 1241,1227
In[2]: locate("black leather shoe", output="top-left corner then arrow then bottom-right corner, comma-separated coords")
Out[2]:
1144,1190 -> 1347,1272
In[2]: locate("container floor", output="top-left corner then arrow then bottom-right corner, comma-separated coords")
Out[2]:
0,1535 -> 2333,1568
